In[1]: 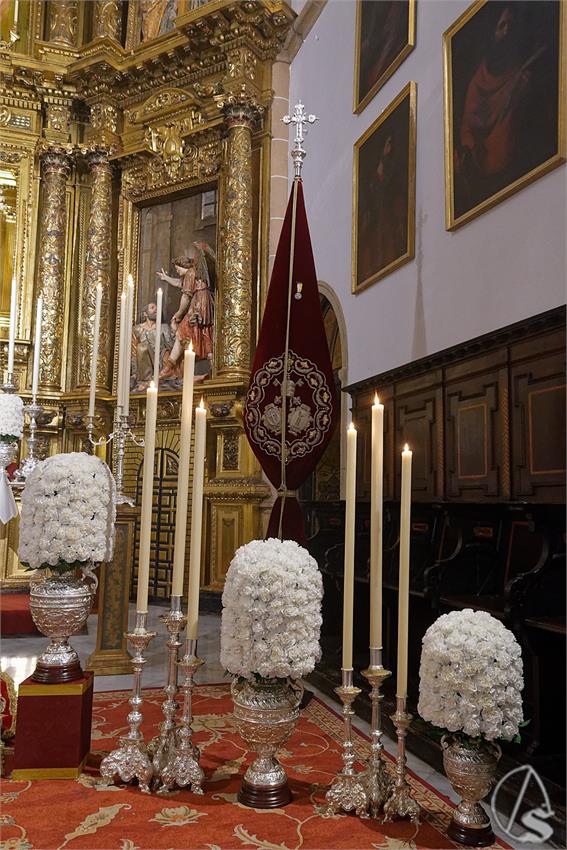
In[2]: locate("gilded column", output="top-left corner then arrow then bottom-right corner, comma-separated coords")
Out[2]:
37,145 -> 72,391
217,97 -> 261,380
93,0 -> 122,41
78,149 -> 114,390
48,0 -> 78,46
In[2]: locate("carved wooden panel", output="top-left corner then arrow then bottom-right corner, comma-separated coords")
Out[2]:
511,344 -> 566,502
395,381 -> 442,501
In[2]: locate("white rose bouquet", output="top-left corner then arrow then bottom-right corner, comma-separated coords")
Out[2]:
19,452 -> 116,573
221,538 -> 323,681
0,393 -> 24,442
418,608 -> 524,744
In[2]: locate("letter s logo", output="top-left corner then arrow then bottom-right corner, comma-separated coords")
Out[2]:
517,807 -> 555,844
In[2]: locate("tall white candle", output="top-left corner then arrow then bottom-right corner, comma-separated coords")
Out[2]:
88,284 -> 102,420
123,275 -> 134,417
153,288 -> 163,387
7,275 -> 17,376
370,394 -> 384,649
186,398 -> 207,640
31,296 -> 42,399
171,345 -> 196,598
116,290 -> 127,411
342,421 -> 357,670
136,381 -> 158,613
396,444 -> 413,698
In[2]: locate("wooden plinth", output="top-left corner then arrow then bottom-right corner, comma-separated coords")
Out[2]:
32,658 -> 83,684
12,673 -> 93,780
447,818 -> 495,847
238,778 -> 292,808
87,505 -> 137,676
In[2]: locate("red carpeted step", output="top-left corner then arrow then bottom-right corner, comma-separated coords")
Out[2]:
0,593 -> 40,636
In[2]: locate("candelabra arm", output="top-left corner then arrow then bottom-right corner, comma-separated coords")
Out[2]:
382,696 -> 420,824
158,637 -> 205,794
86,415 -> 115,448
325,669 -> 369,818
113,416 -> 135,506
99,612 -> 156,793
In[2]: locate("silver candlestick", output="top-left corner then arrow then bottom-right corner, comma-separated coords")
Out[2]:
383,696 -> 420,824
87,411 -> 144,506
1,372 -> 17,394
100,612 -> 157,793
158,637 -> 205,794
14,397 -> 43,483
148,596 -> 187,782
361,648 -> 394,817
325,669 -> 369,818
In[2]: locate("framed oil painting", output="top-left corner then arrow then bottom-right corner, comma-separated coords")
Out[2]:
444,0 -> 566,230
354,0 -> 416,114
352,82 -> 416,294
132,187 -> 217,392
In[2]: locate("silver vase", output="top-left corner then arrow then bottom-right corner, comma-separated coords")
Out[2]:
442,735 -> 501,847
29,569 -> 96,683
232,678 -> 303,808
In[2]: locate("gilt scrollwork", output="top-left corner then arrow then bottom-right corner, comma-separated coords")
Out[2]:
90,102 -> 119,135
93,0 -> 122,41
48,0 -> 78,47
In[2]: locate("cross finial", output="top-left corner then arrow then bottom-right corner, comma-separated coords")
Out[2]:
282,101 -> 318,179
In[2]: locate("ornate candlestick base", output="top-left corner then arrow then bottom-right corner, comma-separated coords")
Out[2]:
361,649 -> 394,817
158,638 -> 205,794
1,373 -> 18,394
148,597 -> 187,781
383,697 -> 420,824
325,669 -> 369,818
100,613 -> 156,793
14,400 -> 43,483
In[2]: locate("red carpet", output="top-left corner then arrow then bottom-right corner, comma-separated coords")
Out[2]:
0,592 -> 40,635
3,684 -> 510,849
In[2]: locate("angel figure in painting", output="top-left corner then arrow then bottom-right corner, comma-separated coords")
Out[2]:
156,242 -> 215,379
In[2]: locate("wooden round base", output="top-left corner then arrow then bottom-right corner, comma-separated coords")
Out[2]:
238,778 -> 292,809
447,817 -> 495,847
31,659 -> 84,684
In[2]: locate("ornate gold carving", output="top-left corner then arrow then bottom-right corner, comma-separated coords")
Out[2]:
127,89 -> 199,124
0,108 -> 12,126
90,102 -> 119,134
222,430 -> 240,471
45,102 -> 71,135
93,0 -> 122,41
216,86 -> 264,130
146,122 -> 185,180
48,0 -> 78,46
78,150 -> 114,389
121,133 -> 221,200
37,145 -> 72,390
217,100 -> 258,377
227,47 -> 257,82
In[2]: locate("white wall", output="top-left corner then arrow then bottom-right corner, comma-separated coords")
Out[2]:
288,0 -> 566,386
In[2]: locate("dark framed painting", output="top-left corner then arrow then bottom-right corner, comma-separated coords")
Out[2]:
444,0 -> 566,230
354,0 -> 416,114
352,82 -> 416,293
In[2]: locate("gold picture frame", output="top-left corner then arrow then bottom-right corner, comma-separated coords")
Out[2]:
352,81 -> 416,294
354,0 -> 416,115
444,0 -> 566,231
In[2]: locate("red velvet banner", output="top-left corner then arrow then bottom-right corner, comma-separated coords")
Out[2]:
244,180 -> 338,543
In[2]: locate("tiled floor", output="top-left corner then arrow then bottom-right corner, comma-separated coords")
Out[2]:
1,606 -> 525,847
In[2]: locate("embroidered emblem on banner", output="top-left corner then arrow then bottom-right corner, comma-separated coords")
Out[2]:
245,350 -> 333,462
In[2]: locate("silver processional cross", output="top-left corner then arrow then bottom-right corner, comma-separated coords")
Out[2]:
283,102 -> 318,179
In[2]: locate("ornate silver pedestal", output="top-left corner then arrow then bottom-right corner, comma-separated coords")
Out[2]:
325,669 -> 369,818
362,648 -> 394,817
148,596 -> 187,780
99,612 -> 156,793
158,638 -> 205,794
383,696 -> 420,824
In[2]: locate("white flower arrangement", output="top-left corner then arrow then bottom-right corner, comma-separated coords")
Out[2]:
19,452 -> 116,572
221,538 -> 323,681
418,609 -> 524,742
0,393 -> 24,441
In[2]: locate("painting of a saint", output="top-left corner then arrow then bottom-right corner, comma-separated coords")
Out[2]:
139,0 -> 188,42
353,82 -> 416,293
444,0 -> 565,229
134,189 -> 217,391
354,0 -> 416,114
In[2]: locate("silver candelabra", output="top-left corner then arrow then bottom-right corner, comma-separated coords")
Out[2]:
87,410 -> 144,505
325,669 -> 369,818
362,648 -> 394,817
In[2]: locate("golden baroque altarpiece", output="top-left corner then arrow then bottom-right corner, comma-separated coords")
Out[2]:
0,0 -> 294,596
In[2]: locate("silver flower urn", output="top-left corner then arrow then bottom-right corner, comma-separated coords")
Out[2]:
232,678 -> 303,808
29,568 -> 97,683
0,439 -> 16,469
442,736 -> 501,847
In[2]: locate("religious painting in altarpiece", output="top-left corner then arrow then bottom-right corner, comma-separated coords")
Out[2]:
132,186 -> 218,393
444,0 -> 566,230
